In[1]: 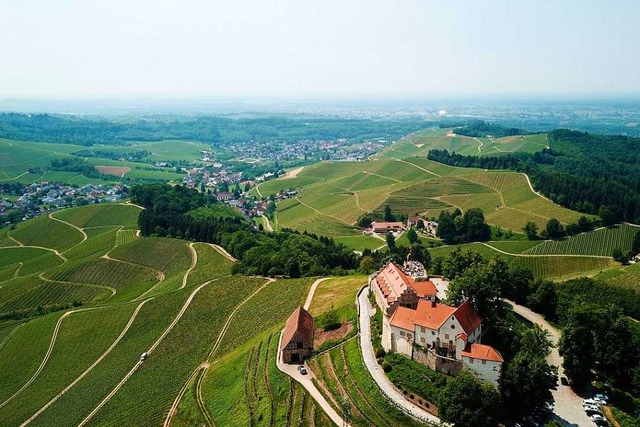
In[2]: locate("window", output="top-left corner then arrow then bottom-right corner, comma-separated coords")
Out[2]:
431,331 -> 436,335
407,334 -> 412,340
421,337 -> 425,343
445,334 -> 449,340
482,360 -> 486,365
451,324 -> 455,329
421,326 -> 425,333
469,358 -> 474,364
400,331 -> 405,337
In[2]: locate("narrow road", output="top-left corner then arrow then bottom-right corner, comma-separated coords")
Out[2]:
165,278 -> 274,427
276,332 -> 348,427
275,276 -> 349,426
506,300 -> 593,426
0,307 -> 99,410
209,243 -> 236,262
255,184 -> 264,198
49,212 -> 88,244
394,158 -> 442,177
361,170 -> 402,183
357,288 -> 441,425
78,281 -> 211,427
20,299 -> 153,426
180,243 -> 198,289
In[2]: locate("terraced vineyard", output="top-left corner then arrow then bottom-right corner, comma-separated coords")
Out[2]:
263,130 -> 584,250
523,224 -> 640,256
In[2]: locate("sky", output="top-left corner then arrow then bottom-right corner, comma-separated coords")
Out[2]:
1,0 -> 638,98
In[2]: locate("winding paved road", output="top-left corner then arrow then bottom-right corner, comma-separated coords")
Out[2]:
357,288 -> 441,425
506,300 -> 592,427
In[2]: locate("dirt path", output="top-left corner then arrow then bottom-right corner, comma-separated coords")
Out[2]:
78,281 -> 212,427
165,278 -> 274,427
7,235 -> 23,246
38,273 -> 117,299
303,278 -> 329,310
256,184 -> 264,198
20,299 -> 153,426
522,173 -> 553,203
294,197 -> 345,223
180,243 -> 198,289
0,307 -> 100,410
49,212 -> 88,244
473,137 -> 484,152
394,159 -> 442,177
281,166 -> 304,179
209,243 -> 236,262
0,243 -> 68,262
121,201 -> 144,210
0,171 -> 29,182
261,215 -> 274,232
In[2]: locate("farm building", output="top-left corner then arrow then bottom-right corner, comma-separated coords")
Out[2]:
281,306 -> 314,364
370,221 -> 404,233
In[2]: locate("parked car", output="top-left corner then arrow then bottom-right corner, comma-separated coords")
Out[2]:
140,352 -> 148,361
591,414 -> 606,422
297,365 -> 307,375
583,399 -> 599,407
543,401 -> 554,411
560,376 -> 569,385
584,404 -> 602,415
594,393 -> 609,402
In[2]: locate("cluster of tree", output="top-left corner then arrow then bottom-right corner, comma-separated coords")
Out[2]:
436,208 -> 491,244
48,157 -> 105,179
0,113 -> 427,147
72,149 -> 151,162
428,129 -> 640,224
0,182 -> 24,195
131,184 -> 356,277
358,229 -> 433,275
429,247 -> 556,424
443,120 -> 529,138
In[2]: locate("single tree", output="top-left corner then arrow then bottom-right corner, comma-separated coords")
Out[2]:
383,204 -> 394,222
407,228 -> 419,245
544,218 -> 565,239
523,221 -> 538,240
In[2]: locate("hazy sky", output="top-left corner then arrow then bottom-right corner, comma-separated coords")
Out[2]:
1,0 -> 638,98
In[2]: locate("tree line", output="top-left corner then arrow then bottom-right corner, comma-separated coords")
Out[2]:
131,184 -> 357,277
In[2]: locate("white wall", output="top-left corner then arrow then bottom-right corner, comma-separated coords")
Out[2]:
462,357 -> 502,388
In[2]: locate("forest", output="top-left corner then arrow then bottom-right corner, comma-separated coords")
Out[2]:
0,113 -> 427,146
130,184 -> 357,277
428,129 -> 640,224
440,120 -> 529,137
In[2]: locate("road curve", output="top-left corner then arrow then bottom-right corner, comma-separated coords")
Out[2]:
20,299 -> 153,426
506,300 -> 593,426
303,277 -> 330,310
180,243 -> 198,289
358,288 -> 441,425
0,307 -> 99,410
78,282 -> 211,427
49,212 -> 88,244
165,278 -> 274,427
209,243 -> 236,262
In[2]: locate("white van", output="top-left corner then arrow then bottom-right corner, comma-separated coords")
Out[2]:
140,352 -> 148,361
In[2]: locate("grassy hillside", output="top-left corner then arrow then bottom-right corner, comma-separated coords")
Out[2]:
262,129 -> 584,251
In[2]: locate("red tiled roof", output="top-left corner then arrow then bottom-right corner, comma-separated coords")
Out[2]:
375,262 -> 436,303
461,343 -> 504,363
389,306 -> 416,331
454,300 -> 483,335
413,300 -> 456,330
280,306 -> 314,350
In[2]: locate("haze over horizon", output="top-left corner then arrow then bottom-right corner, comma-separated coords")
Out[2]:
2,0 -> 639,99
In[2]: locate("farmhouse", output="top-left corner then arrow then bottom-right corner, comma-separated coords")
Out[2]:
370,221 -> 404,233
281,306 -> 314,364
370,262 -> 438,316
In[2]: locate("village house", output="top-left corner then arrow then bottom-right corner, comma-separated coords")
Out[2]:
370,221 -> 404,234
281,306 -> 314,364
371,262 -> 503,387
